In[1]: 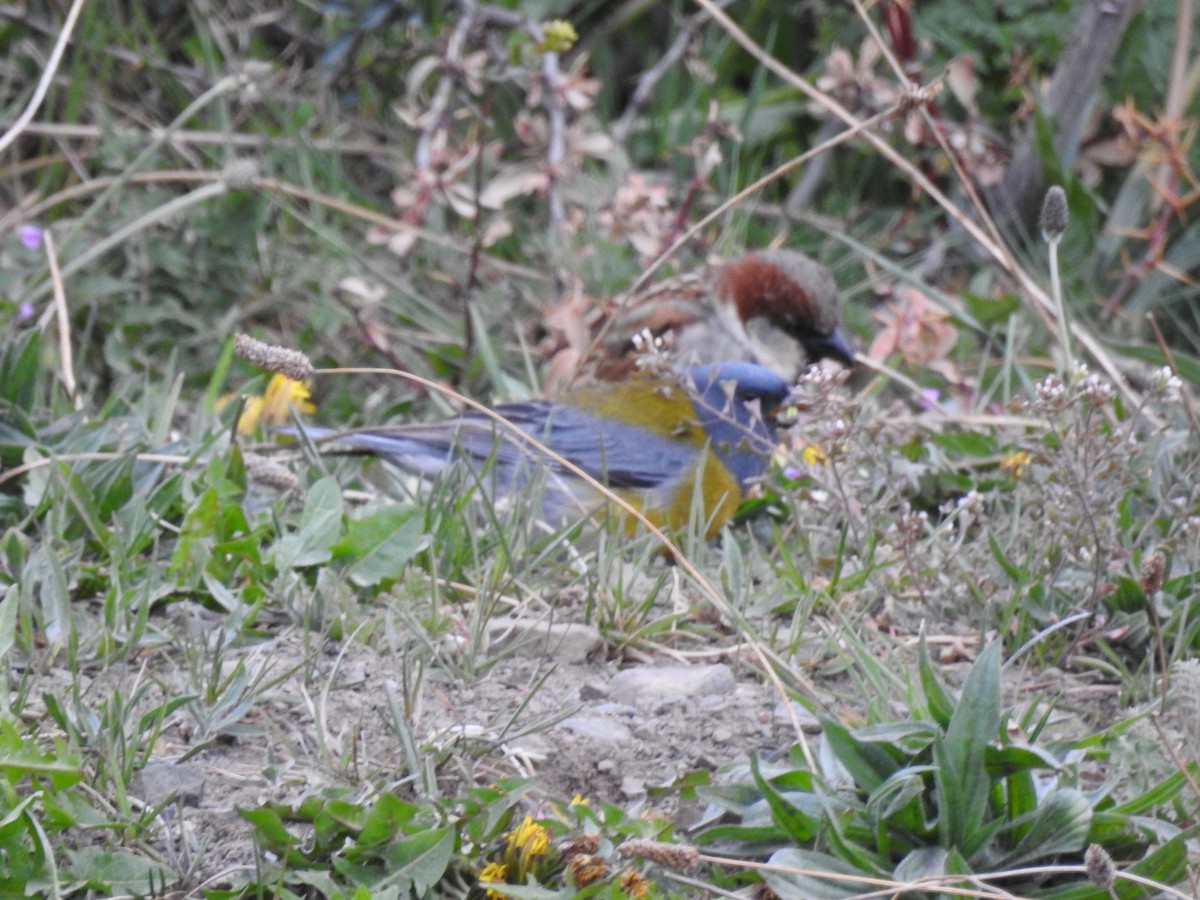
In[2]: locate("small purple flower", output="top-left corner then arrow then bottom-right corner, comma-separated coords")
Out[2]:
783,466 -> 802,480
918,388 -> 940,411
18,224 -> 43,250
17,302 -> 35,322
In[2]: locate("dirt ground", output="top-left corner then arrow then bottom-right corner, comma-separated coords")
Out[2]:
41,590 -> 1134,890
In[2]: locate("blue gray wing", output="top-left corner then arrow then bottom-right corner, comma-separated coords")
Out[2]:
296,402 -> 697,491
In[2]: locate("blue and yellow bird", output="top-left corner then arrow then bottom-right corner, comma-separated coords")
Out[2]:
297,361 -> 792,537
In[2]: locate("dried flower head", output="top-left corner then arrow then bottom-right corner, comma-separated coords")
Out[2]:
562,832 -> 601,859
234,334 -> 314,381
1084,842 -> 1115,889
617,839 -> 699,873
619,869 -> 652,899
1139,550 -> 1167,595
565,853 -> 607,886
222,158 -> 260,189
1040,185 -> 1069,242
243,454 -> 300,493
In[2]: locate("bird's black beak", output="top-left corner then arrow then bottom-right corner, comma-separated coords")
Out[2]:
805,327 -> 856,367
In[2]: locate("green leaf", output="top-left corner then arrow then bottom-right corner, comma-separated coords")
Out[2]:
962,291 -> 1021,327
865,766 -> 935,824
0,585 -> 19,665
0,792 -> 50,893
930,431 -> 999,458
761,847 -> 872,899
65,848 -> 171,894
985,744 -> 1067,778
0,720 -> 82,786
893,846 -> 950,883
90,453 -> 136,520
820,718 -> 899,792
275,476 -> 344,569
0,330 -> 41,412
1110,342 -> 1200,387
917,635 -> 956,727
375,825 -> 454,894
1122,829 -> 1193,896
987,533 -> 1026,581
1001,765 -> 1038,844
356,794 -> 421,846
997,788 -> 1091,867
62,467 -> 112,550
934,641 -> 1001,851
749,754 -> 820,844
1037,829 -> 1194,900
1104,576 -> 1147,613
694,822 -> 795,845
1109,766 -> 1192,816
331,504 -> 428,587
237,806 -> 312,868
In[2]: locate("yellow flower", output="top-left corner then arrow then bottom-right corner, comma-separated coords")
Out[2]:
801,443 -> 828,465
478,861 -> 508,899
570,794 -> 590,807
538,19 -> 577,53
506,816 -> 551,866
234,374 -> 315,436
1000,450 -> 1031,478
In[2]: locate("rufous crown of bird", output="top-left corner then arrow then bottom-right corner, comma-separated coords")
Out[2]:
538,248 -> 853,394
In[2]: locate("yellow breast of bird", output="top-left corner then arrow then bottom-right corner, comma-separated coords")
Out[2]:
566,381 -> 745,537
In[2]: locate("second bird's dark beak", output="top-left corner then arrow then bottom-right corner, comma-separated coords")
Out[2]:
805,327 -> 856,368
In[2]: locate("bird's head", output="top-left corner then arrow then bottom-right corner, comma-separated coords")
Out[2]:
717,249 -> 855,368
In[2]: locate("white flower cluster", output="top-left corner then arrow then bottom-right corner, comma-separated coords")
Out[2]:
1068,360 -> 1091,383
1035,373 -> 1068,406
1151,366 -> 1183,398
630,328 -> 672,372
800,365 -> 838,388
1033,365 -> 1116,408
826,417 -> 850,440
956,489 -> 984,513
1080,371 -> 1116,405
629,328 -> 665,353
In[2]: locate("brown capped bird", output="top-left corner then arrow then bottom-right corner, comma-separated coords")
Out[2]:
540,248 -> 853,392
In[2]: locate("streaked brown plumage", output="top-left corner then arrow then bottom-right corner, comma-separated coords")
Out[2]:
540,249 -> 853,392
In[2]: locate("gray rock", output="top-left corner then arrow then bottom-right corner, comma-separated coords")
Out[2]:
579,679 -> 609,701
773,700 -> 823,732
560,715 -> 632,744
487,616 -> 602,664
136,760 -> 207,807
608,664 -> 737,708
620,775 -> 646,798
